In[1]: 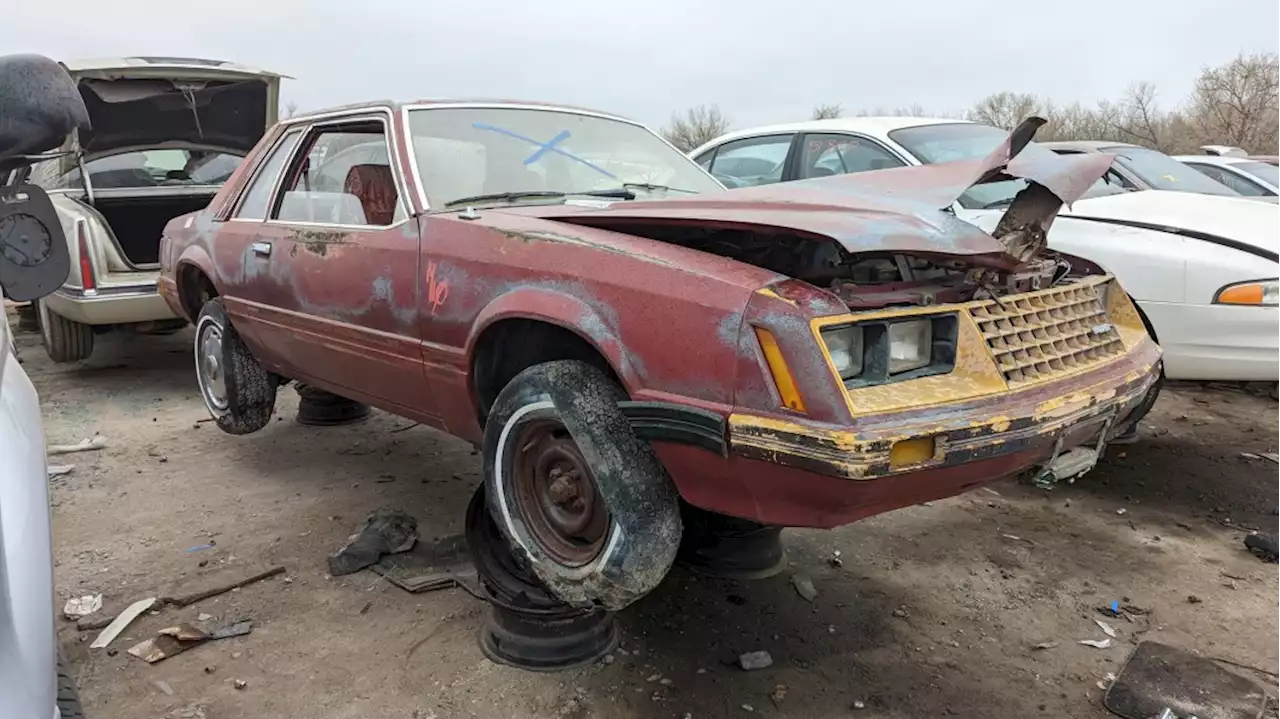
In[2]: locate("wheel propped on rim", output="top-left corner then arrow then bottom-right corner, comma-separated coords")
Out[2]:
482,359 -> 681,611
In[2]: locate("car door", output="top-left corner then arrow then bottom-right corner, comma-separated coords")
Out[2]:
243,113 -> 435,419
1183,163 -> 1273,197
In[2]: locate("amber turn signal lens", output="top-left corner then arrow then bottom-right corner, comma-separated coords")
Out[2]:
1213,280 -> 1274,304
754,327 -> 807,413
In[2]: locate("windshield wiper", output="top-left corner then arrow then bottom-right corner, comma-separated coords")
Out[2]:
573,183 -> 698,201
443,191 -> 565,208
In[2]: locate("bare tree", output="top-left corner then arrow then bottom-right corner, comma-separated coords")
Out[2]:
967,92 -> 1043,130
1112,82 -> 1169,150
854,103 -> 941,118
1186,52 -> 1279,153
661,105 -> 731,152
284,101 -> 299,119
810,103 -> 843,120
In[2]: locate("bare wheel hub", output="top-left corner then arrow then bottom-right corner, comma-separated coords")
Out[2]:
513,421 -> 609,567
197,323 -> 228,411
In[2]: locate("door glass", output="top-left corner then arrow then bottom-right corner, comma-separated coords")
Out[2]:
235,130 -> 303,220
274,122 -> 406,226
799,134 -> 905,178
1187,164 -> 1267,196
707,135 -> 792,187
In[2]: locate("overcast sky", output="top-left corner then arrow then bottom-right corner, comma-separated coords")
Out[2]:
6,0 -> 1278,130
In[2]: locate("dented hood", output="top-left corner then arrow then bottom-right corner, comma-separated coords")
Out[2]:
538,117 -> 1115,265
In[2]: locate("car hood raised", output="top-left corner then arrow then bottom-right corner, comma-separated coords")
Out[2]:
64,57 -> 283,158
531,118 -> 1115,267
1063,190 -> 1279,256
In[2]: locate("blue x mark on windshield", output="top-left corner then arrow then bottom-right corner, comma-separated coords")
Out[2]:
472,122 -> 616,179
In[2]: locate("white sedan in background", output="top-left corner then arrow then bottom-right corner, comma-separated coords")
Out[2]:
1174,154 -> 1279,198
692,118 -> 1279,382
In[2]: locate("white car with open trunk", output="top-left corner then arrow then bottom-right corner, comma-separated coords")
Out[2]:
8,57 -> 281,362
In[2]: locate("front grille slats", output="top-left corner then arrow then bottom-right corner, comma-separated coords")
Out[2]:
970,282 -> 1123,388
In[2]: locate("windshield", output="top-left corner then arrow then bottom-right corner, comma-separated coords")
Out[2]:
888,123 -> 1114,209
1236,161 -> 1280,187
1105,146 -> 1238,196
52,149 -> 242,190
406,107 -> 724,208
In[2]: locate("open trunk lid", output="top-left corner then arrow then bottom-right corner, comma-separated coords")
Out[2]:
63,57 -> 284,159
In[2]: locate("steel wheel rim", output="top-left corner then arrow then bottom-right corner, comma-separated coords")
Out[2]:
512,419 -> 609,567
196,322 -> 229,411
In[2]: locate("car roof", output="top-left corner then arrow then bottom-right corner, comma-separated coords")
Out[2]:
286,99 -> 639,126
1039,140 -> 1141,152
690,116 -> 973,156
1171,155 -> 1253,166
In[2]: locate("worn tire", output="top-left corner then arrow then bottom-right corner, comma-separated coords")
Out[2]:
56,649 -> 85,719
37,298 -> 92,363
483,360 -> 681,611
195,298 -> 276,435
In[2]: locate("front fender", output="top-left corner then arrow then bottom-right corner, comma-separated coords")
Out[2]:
466,286 -> 645,391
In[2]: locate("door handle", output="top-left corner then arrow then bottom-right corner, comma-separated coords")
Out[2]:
251,241 -> 272,257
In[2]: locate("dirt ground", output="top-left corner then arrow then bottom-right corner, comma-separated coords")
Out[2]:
12,320 -> 1278,719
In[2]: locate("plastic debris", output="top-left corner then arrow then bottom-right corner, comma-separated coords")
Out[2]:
1080,638 -> 1113,649
47,436 -> 108,455
47,464 -> 75,478
63,594 -> 102,620
738,650 -> 774,671
91,597 -> 156,649
1094,619 -> 1118,638
791,574 -> 818,602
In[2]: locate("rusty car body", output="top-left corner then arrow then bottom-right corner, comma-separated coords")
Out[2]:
157,102 -> 1161,610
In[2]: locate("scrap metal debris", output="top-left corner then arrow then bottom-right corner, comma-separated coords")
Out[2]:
329,509 -> 418,577
161,565 -> 286,606
1094,619 -> 1118,638
1105,641 -> 1270,719
90,596 -> 156,649
63,594 -> 102,620
47,464 -> 75,478
127,619 -> 253,664
370,533 -> 476,593
47,436 -> 108,455
1080,638 -> 1113,649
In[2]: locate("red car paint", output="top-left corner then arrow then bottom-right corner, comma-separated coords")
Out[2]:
158,101 -> 1159,528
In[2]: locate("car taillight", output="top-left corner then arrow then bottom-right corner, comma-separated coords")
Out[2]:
77,222 -> 96,292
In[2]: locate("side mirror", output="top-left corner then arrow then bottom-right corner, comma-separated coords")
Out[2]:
0,184 -> 70,302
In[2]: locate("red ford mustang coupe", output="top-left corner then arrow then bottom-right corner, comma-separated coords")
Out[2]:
158,101 -> 1161,611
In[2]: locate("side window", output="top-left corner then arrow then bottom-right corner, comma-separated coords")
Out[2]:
799,134 -> 905,179
708,135 -> 792,187
1104,168 -> 1138,191
235,130 -> 303,220
273,121 -> 405,227
1188,164 -> 1265,196
694,149 -> 715,172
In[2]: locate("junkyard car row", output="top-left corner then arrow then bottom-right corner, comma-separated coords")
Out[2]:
3,55 -> 1277,717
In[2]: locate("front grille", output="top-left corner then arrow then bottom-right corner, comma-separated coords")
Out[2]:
969,280 -> 1124,387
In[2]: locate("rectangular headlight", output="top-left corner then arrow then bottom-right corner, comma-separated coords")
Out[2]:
888,320 -> 932,374
821,326 -> 864,379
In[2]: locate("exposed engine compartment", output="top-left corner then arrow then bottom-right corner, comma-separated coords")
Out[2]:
598,223 -> 1077,310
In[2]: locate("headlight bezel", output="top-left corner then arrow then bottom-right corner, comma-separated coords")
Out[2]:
821,313 -> 959,388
